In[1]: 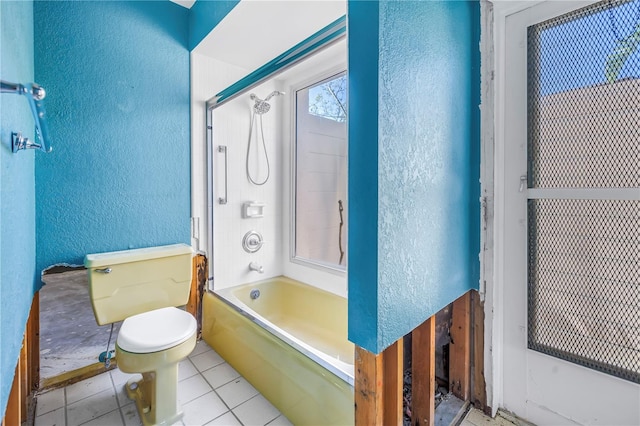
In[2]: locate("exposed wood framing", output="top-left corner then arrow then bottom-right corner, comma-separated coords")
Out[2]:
187,253 -> 207,338
470,291 -> 488,412
27,293 -> 40,394
354,338 -> 404,425
383,339 -> 404,425
3,360 -> 21,426
450,291 -> 471,400
355,345 -> 384,424
2,292 -> 39,426
41,361 -> 117,391
412,316 -> 436,426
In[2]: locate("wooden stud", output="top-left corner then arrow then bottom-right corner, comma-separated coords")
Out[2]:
412,316 -> 436,426
355,345 -> 384,425
450,291 -> 471,400
3,350 -> 22,425
187,254 -> 207,337
41,361 -> 117,391
19,336 -> 28,420
2,293 -> 41,425
470,290 -> 488,412
383,338 -> 404,426
355,338 -> 404,426
28,292 -> 40,392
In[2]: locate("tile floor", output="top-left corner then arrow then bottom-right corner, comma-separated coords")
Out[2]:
34,340 -> 292,426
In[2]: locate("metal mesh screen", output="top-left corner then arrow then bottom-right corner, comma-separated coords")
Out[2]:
528,199 -> 640,383
527,0 -> 640,383
528,0 -> 640,189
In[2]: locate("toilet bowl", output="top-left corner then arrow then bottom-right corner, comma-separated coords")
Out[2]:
117,307 -> 197,425
85,244 -> 195,426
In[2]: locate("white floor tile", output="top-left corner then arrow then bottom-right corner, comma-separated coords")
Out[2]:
206,411 -> 242,426
67,388 -> 119,426
267,415 -> 294,426
181,392 -> 229,426
178,373 -> 214,406
178,358 -> 199,382
190,350 -> 225,372
81,408 -> 124,426
190,340 -> 213,357
121,405 -> 183,426
34,407 -> 65,426
215,377 -> 259,409
35,388 -> 65,417
66,372 -> 114,404
115,383 -> 134,409
110,370 -> 141,407
233,394 -> 280,426
110,368 -> 141,387
121,403 -> 142,426
202,362 -> 241,389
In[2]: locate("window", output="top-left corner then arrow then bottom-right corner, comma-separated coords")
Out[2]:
293,72 -> 348,270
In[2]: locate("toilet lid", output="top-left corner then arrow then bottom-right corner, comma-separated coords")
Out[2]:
117,307 -> 197,353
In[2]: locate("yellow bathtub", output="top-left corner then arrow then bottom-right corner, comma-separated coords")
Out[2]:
202,276 -> 354,425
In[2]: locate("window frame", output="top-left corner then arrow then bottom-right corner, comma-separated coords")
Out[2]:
289,68 -> 349,273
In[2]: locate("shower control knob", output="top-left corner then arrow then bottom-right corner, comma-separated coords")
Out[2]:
242,230 -> 264,253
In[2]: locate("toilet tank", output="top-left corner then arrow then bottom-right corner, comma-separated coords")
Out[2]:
85,244 -> 194,325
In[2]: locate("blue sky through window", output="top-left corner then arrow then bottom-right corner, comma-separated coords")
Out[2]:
536,0 -> 640,96
308,73 -> 347,122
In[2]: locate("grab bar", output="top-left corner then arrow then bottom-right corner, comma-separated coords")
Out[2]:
218,145 -> 228,204
1,80 -> 53,153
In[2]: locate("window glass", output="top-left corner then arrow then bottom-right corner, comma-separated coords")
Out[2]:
294,72 -> 348,269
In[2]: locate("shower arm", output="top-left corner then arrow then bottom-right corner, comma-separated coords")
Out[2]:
1,79 -> 53,153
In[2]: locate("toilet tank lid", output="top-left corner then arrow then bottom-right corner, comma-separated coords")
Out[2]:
84,244 -> 193,268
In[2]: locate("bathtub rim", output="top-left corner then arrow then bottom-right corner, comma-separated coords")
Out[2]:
211,276 -> 355,386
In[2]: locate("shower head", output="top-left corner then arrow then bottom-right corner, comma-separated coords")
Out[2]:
249,91 -> 285,115
264,91 -> 285,102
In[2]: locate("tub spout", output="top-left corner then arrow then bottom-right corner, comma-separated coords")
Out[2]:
249,262 -> 264,273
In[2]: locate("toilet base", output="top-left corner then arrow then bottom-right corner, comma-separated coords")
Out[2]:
117,332 -> 196,425
125,373 -> 183,426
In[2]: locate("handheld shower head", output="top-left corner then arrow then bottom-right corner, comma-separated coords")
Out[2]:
264,91 -> 285,102
250,91 -> 285,115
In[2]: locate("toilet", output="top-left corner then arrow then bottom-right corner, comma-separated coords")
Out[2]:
85,243 -> 196,426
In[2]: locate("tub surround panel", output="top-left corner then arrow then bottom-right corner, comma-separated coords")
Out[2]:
348,0 -> 481,354
191,53 -> 283,290
189,53 -> 247,253
0,1 -> 37,417
34,1 -> 191,274
211,80 -> 284,289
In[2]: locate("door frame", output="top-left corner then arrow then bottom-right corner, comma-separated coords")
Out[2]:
482,0 -> 599,417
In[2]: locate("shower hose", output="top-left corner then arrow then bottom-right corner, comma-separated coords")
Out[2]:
246,111 -> 270,186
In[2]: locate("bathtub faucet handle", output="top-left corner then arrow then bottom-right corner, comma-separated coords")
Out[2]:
248,262 -> 264,274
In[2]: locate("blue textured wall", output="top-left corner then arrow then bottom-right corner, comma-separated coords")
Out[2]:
0,1 -> 37,416
348,0 -> 481,354
188,0 -> 239,50
34,1 -> 191,274
347,0 -> 380,353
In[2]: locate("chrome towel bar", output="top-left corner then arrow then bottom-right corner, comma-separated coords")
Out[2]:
1,80 -> 53,153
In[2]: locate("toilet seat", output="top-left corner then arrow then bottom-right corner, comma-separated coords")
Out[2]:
117,307 -> 197,353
